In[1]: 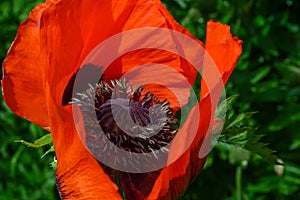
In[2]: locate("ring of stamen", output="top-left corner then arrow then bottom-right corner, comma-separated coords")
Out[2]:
71,79 -> 178,169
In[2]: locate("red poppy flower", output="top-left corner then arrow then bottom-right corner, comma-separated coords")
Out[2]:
2,0 -> 242,199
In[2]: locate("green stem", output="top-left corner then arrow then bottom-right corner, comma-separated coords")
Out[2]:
235,165 -> 243,200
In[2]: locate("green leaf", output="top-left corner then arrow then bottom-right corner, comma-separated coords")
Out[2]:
50,157 -> 57,170
251,66 -> 271,84
215,95 -> 238,118
15,133 -> 52,148
41,146 -> 55,158
220,123 -> 278,165
216,96 -> 278,164
174,0 -> 188,9
225,112 -> 258,129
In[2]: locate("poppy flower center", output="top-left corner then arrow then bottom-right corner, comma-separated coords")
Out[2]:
72,79 -> 178,159
98,98 -> 151,137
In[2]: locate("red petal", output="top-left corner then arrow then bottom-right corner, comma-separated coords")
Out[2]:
40,0 -> 200,109
201,20 -> 243,99
147,96 -> 212,199
106,49 -> 196,111
1,3 -> 51,127
37,0 -> 202,198
50,105 -> 122,199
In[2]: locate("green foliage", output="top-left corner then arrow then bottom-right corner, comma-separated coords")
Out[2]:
1,0 -> 300,199
15,134 -> 52,149
0,102 -> 58,199
219,105 -> 278,165
15,133 -> 55,160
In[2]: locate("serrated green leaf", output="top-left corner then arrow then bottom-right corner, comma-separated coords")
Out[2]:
217,96 -> 278,164
219,128 -> 278,164
225,112 -> 258,129
215,95 -> 238,118
15,133 -> 52,148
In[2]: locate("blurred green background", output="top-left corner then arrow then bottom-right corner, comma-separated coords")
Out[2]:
0,0 -> 299,199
